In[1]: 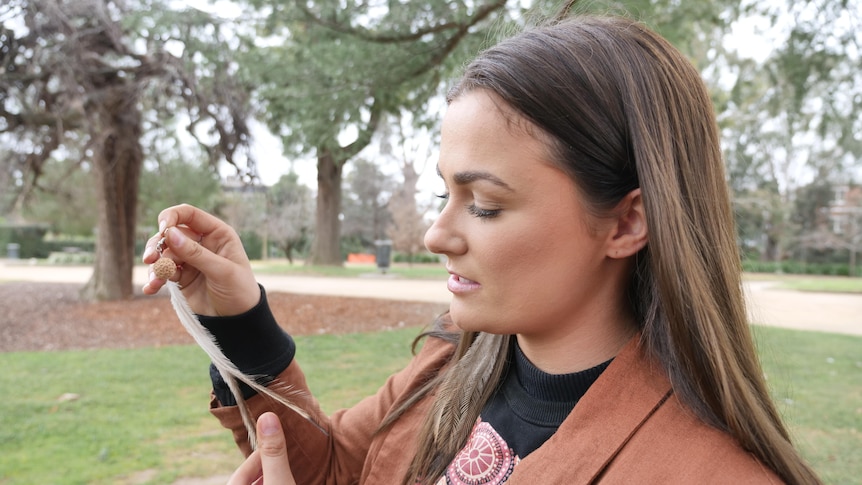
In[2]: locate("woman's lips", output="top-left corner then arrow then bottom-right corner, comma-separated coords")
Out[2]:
447,273 -> 480,294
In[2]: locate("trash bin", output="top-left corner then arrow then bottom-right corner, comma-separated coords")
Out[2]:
374,239 -> 392,273
6,243 -> 20,259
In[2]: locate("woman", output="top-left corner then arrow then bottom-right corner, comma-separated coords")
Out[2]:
143,15 -> 819,484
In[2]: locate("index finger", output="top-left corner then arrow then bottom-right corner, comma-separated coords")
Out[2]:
157,204 -> 228,240
226,450 -> 262,485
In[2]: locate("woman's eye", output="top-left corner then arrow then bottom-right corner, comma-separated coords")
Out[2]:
467,204 -> 501,219
436,190 -> 501,219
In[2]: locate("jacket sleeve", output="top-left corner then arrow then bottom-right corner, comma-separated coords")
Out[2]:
204,286 -> 455,484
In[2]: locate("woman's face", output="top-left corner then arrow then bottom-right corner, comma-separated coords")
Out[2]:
425,91 -> 625,345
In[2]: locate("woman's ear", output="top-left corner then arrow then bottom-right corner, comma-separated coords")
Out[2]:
606,189 -> 648,259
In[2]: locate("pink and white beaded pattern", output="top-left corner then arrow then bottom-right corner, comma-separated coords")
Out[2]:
437,418 -> 520,484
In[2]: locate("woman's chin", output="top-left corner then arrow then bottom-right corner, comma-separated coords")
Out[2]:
448,308 -> 497,334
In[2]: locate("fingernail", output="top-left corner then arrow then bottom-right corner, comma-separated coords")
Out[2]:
142,245 -> 153,260
259,413 -> 280,436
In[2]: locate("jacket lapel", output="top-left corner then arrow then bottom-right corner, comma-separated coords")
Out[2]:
508,334 -> 673,483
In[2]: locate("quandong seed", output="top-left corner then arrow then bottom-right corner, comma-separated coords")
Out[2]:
152,257 -> 177,280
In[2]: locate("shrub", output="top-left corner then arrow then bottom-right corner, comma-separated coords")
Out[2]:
742,259 -> 855,277
0,223 -> 52,258
393,252 -> 440,264
239,231 -> 263,260
47,251 -> 95,265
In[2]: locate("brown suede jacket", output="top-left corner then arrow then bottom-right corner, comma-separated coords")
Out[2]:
210,332 -> 782,484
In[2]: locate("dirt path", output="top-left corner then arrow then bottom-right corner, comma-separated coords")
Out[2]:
744,281 -> 862,336
2,260 -> 860,335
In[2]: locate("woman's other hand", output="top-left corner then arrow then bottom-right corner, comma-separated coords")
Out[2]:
227,412 -> 297,485
141,204 -> 260,316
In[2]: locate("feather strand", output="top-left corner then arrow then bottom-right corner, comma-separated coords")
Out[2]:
165,281 -> 325,448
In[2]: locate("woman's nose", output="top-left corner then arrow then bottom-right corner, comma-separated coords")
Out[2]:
424,207 -> 466,256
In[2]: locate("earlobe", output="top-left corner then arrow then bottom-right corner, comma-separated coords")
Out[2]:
607,189 -> 648,259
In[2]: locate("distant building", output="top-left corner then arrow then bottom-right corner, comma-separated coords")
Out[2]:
828,184 -> 862,235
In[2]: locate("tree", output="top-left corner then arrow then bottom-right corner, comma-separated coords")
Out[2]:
718,0 -> 862,261
219,178 -> 268,258
0,0 -> 253,300
266,172 -> 315,264
16,156 -> 98,237
238,0 -> 511,265
138,157 -> 224,235
382,116 -> 433,265
388,168 -> 430,265
341,158 -> 395,251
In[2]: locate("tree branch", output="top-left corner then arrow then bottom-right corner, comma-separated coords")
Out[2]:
337,94 -> 385,162
419,0 -> 504,76
294,0 -> 506,44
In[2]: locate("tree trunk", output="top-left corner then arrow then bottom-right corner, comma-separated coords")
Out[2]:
80,85 -> 143,301
309,148 -> 344,265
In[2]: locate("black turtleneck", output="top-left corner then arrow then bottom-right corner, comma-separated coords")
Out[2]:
479,341 -> 612,458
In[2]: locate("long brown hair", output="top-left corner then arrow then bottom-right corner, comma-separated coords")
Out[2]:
400,15 -> 820,485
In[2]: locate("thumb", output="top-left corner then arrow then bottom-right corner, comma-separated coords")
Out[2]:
164,226 -> 210,266
257,412 -> 296,485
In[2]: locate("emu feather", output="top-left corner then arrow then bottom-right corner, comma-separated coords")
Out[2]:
165,281 -> 321,448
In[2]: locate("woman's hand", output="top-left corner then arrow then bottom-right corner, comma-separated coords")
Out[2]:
141,204 -> 260,316
228,412 -> 296,485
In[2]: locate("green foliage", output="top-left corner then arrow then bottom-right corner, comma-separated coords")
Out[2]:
573,0 -> 741,64
239,230 -> 264,260
16,158 -> 97,238
46,251 -> 95,265
217,186 -> 268,238
340,234 -> 370,259
0,223 -> 51,259
742,259 -> 856,277
266,172 -> 315,262
393,251 -> 441,264
342,158 -> 395,247
792,179 -> 836,234
41,237 -> 96,255
240,0 -> 511,158
1,0 -> 257,300
138,158 -> 224,233
233,0 -> 521,265
720,0 -> 862,263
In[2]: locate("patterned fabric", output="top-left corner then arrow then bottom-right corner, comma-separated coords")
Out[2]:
437,418 -> 520,485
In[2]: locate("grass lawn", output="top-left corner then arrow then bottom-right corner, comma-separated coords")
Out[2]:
0,326 -> 858,484
745,272 -> 862,293
752,326 -> 862,484
0,328 -> 420,484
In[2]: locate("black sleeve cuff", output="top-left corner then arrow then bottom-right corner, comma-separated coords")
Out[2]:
199,285 -> 296,405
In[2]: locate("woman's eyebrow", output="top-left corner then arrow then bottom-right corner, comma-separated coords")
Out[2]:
436,165 -> 514,192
